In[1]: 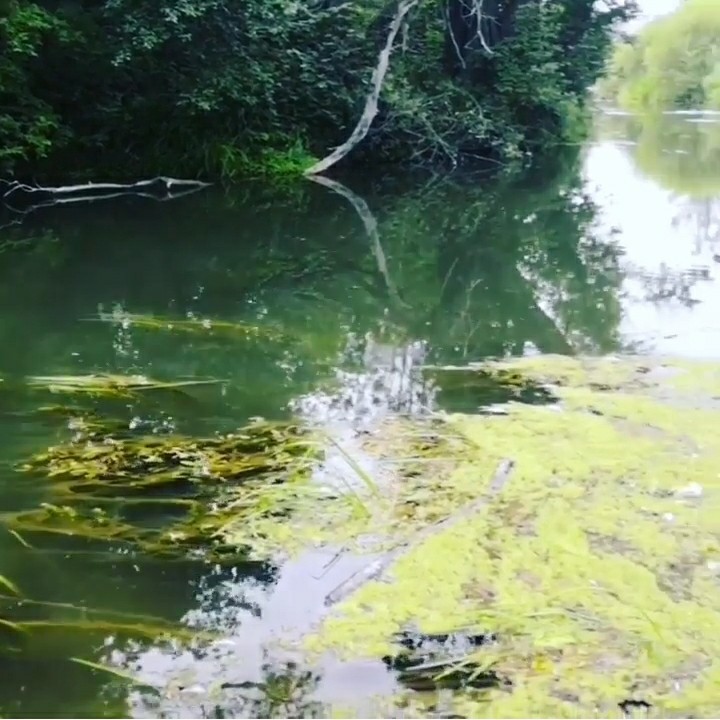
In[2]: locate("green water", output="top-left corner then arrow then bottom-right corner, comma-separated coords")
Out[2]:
1,113 -> 719,717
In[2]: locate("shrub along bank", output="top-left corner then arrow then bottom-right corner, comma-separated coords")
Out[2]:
1,0 -> 636,180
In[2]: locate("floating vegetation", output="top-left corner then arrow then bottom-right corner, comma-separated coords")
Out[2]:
26,373 -> 222,399
422,364 -> 557,412
306,356 -> 720,718
7,418 -> 322,562
87,311 -> 285,342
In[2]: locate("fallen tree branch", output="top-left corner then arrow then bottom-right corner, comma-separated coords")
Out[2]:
1,176 -> 211,212
304,0 -> 421,176
324,457 -> 515,606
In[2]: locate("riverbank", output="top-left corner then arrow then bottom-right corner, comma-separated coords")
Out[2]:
1,1 -> 633,180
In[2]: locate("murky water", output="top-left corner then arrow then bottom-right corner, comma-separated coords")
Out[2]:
1,113 -> 719,717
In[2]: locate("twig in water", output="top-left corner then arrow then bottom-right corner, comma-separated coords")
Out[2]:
324,458 -> 515,606
312,545 -> 349,580
0,176 -> 210,214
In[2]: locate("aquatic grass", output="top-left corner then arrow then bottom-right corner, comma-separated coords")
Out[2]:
26,373 -> 223,398
0,617 -> 26,635
16,619 -> 213,644
0,588 -> 217,650
10,417 -> 324,562
325,434 -> 381,499
0,617 -> 219,662
0,574 -> 20,596
70,657 -> 159,690
0,593 -> 187,628
316,434 -> 385,521
85,311 -> 286,342
6,528 -> 32,548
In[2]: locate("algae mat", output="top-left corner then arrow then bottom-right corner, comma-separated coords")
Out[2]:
306,356 -> 720,718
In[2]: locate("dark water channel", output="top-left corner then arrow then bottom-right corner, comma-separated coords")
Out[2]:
1,113 -> 719,717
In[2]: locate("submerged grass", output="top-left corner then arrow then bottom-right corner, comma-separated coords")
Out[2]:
6,416 -> 327,562
86,311 -> 285,342
69,656 -> 159,690
0,575 -> 20,596
0,409 -> 336,672
1,615 -> 216,661
26,373 -> 222,399
303,355 -> 720,718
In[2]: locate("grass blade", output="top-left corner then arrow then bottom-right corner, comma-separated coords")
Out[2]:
70,657 -> 158,690
0,574 -> 20,596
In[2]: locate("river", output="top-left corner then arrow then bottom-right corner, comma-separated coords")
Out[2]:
1,111 -> 719,717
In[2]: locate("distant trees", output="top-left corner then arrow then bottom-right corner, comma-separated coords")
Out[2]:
599,0 -> 720,112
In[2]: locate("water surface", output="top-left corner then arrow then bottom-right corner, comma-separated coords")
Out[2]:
1,112 -> 719,717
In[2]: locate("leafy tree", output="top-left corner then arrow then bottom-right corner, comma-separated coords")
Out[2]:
0,2 -> 74,168
1,0 -> 636,178
599,0 -> 720,112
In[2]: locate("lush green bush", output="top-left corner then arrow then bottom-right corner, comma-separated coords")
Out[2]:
599,0 -> 720,112
0,2 -> 73,168
1,0 -> 636,179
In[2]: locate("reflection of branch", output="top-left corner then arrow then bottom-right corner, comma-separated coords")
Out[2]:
308,174 -> 408,307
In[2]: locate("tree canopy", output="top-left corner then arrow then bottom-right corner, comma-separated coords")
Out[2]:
1,0 -> 636,179
599,0 -> 720,112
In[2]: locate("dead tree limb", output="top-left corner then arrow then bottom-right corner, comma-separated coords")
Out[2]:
469,0 -> 494,54
1,176 -> 211,212
324,458 -> 515,606
304,0 -> 421,176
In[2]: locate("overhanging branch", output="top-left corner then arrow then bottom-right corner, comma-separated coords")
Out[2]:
304,0 -> 421,176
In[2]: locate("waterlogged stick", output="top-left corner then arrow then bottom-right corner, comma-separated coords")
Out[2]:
0,177 -> 210,220
324,458 -> 515,606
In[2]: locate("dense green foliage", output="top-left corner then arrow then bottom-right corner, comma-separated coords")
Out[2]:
1,0 -> 634,179
599,0 -> 720,112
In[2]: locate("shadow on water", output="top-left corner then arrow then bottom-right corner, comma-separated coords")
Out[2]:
1,117 -> 720,716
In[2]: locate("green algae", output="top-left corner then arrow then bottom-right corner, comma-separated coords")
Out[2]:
6,418 -> 326,562
304,355 -> 720,717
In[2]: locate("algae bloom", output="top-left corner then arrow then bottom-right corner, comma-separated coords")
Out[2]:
305,356 -> 720,718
